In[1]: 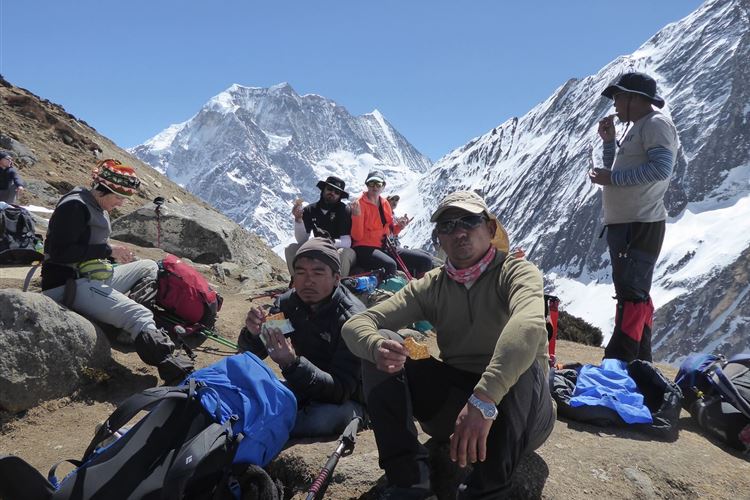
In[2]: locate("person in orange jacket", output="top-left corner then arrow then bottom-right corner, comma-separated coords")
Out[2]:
350,171 -> 434,278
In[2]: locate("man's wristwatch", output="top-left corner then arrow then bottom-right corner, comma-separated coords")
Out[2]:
468,394 -> 499,420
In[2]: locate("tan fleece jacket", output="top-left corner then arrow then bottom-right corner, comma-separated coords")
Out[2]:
341,253 -> 548,404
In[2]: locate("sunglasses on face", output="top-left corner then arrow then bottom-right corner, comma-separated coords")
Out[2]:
435,214 -> 488,234
366,181 -> 384,188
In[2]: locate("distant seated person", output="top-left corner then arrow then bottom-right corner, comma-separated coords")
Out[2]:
386,194 -> 404,247
0,151 -> 25,205
284,175 -> 356,277
41,159 -> 193,384
350,171 -> 434,278
239,237 -> 366,438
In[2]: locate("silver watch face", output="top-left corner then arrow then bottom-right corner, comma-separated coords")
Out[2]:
478,402 -> 497,418
470,395 -> 498,419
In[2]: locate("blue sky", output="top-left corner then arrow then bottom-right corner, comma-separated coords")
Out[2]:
1,0 -> 703,161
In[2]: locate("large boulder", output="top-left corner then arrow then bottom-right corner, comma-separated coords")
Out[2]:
111,201 -> 287,286
0,290 -> 111,412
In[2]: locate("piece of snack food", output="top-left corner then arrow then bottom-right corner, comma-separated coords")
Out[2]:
261,312 -> 295,343
403,337 -> 430,360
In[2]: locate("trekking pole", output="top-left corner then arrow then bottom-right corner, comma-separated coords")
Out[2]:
157,311 -> 239,351
384,236 -> 414,280
153,196 -> 165,249
305,417 -> 362,500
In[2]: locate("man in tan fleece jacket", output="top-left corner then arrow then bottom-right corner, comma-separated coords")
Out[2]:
342,191 -> 555,500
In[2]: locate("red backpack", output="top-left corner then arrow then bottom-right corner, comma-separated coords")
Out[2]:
156,254 -> 223,329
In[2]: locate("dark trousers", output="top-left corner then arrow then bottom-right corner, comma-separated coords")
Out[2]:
354,246 -> 434,278
363,332 -> 555,499
604,221 -> 665,362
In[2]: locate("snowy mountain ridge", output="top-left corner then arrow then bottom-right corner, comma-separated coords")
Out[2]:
131,82 -> 431,247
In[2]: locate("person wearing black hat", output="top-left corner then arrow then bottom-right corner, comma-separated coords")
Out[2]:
240,238 -> 366,438
0,151 -> 25,205
284,175 -> 356,277
590,72 -> 679,363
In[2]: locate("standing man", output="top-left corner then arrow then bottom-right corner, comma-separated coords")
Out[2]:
591,72 -> 678,362
284,175 -> 356,277
0,151 -> 25,204
342,191 -> 554,499
241,238 -> 366,438
42,159 -> 193,384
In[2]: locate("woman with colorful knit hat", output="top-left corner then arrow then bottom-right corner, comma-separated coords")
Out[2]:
41,159 -> 193,384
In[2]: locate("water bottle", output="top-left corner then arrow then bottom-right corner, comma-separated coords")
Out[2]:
342,275 -> 378,294
34,240 -> 43,253
356,275 -> 378,293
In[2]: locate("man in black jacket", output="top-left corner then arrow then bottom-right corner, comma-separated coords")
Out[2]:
284,176 -> 356,277
240,237 -> 365,438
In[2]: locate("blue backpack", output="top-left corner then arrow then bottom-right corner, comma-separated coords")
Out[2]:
675,353 -> 750,452
0,352 -> 297,500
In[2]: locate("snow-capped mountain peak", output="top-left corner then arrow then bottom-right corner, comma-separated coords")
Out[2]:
131,83 -> 431,247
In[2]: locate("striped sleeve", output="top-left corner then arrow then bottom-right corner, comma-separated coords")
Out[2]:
611,146 -> 674,186
602,141 -> 616,168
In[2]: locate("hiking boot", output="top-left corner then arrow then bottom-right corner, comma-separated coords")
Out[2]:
115,329 -> 136,345
158,355 -> 194,386
379,486 -> 437,500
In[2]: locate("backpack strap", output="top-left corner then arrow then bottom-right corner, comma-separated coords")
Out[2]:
81,382 -> 196,460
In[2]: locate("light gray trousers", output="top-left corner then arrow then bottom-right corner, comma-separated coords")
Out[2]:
43,260 -> 158,339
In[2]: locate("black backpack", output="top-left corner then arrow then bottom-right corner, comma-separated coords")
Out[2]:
0,353 -> 296,500
0,204 -> 42,264
0,382 -> 241,500
675,353 -> 750,452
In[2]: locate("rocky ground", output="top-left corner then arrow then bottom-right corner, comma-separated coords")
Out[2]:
1,251 -> 749,500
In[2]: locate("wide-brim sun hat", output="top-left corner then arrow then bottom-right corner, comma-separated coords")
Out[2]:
316,175 -> 349,199
601,72 -> 665,108
92,159 -> 141,198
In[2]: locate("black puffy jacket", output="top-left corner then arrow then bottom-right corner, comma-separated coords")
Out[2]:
240,284 -> 365,406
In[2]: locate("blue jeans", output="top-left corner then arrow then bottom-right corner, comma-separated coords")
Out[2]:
290,400 -> 364,438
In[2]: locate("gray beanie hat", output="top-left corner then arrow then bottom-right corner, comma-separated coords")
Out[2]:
293,237 -> 341,274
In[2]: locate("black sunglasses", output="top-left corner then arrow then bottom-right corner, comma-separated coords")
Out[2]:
435,214 -> 488,234
366,181 -> 384,188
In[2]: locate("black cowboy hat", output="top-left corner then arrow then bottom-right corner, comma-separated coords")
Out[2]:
601,72 -> 665,109
316,175 -> 349,199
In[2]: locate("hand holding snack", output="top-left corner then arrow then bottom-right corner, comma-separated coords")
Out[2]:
244,306 -> 267,335
598,114 -> 617,142
375,339 -> 408,374
292,198 -> 304,221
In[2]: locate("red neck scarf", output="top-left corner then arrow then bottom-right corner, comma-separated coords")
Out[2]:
445,246 -> 496,284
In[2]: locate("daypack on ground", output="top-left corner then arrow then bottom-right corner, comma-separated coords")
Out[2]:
0,352 -> 297,500
0,204 -> 42,264
156,253 -> 224,329
675,353 -> 750,452
552,359 -> 683,440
